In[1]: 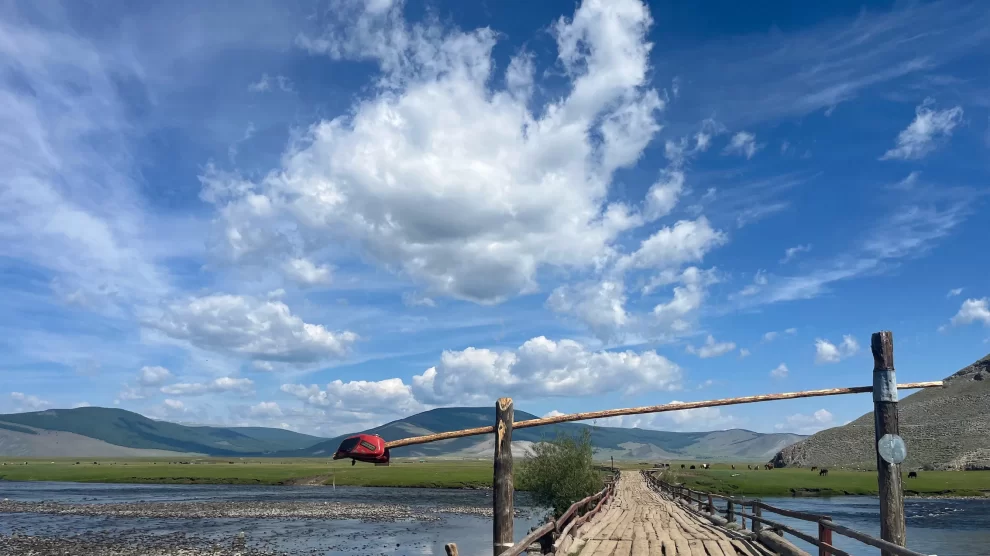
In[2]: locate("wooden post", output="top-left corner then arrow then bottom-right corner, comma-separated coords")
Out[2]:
493,397 -> 514,556
707,493 -> 714,514
753,502 -> 762,533
871,331 -> 906,555
726,499 -> 735,525
818,519 -> 833,556
445,543 -> 459,556
696,492 -> 703,511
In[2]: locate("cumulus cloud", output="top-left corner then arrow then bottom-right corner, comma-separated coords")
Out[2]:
207,0 -> 681,305
775,409 -> 834,435
138,366 -> 174,386
881,98 -> 964,160
153,294 -> 357,364
814,335 -> 859,364
770,363 -> 789,379
10,392 -> 51,411
547,280 -> 629,341
738,348 -> 751,359
763,328 -> 797,343
649,267 -> 719,333
281,378 -> 422,416
160,377 -> 254,396
543,409 -> 566,418
947,288 -> 963,297
248,401 -> 284,418
686,335 -> 737,359
618,218 -> 727,272
410,336 -> 681,404
951,298 -> 990,326
723,131 -> 761,159
282,258 -> 333,286
644,169 -> 684,221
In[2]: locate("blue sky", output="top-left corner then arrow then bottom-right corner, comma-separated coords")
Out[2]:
2,0 -> 988,437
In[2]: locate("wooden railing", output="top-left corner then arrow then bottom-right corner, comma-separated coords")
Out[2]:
494,472 -> 618,556
644,472 -> 929,556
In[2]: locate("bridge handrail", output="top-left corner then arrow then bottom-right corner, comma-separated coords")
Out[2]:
644,471 -> 928,556
498,470 -> 619,556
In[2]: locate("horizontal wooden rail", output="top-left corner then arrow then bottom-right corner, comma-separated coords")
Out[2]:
820,521 -> 927,556
386,381 -> 941,448
497,521 -> 554,556
646,472 -> 929,556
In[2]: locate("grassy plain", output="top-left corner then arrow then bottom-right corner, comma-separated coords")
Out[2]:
649,462 -> 990,497
3,457 -> 989,497
0,457 -> 492,488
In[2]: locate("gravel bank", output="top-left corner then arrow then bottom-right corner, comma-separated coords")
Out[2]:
0,499 -> 501,520
0,532 -> 280,556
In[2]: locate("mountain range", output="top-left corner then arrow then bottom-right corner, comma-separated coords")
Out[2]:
0,405 -> 806,461
773,353 -> 990,470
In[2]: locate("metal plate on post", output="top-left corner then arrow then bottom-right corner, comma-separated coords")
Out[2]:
878,434 -> 907,464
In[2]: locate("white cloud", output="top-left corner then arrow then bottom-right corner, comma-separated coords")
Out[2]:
401,292 -> 436,308
951,298 -> 990,326
547,280 -> 629,341
72,402 -> 91,408
686,335 -> 737,359
947,288 -> 963,298
281,378 -> 422,416
775,409 -> 834,435
723,131 -> 761,159
785,327 -> 798,335
763,331 -> 778,342
543,409 -> 566,418
248,401 -> 284,418
814,335 -> 859,364
282,258 -> 333,286
781,244 -> 812,263
153,294 -> 357,364
738,348 -> 750,359
212,0 -> 665,304
770,363 -> 789,379
739,269 -> 767,296
650,267 -> 719,333
160,377 -> 254,396
247,73 -> 294,93
410,336 -> 681,404
881,98 -> 964,160
163,399 -> 185,411
10,392 -> 51,411
138,366 -> 174,387
644,169 -> 685,221
619,218 -> 727,271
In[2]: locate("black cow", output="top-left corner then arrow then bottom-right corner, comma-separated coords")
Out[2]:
681,464 -> 685,469
819,468 -> 829,477
811,466 -> 818,472
908,471 -> 918,479
690,465 -> 696,469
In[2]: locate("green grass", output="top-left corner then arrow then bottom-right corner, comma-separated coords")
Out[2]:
659,462 -> 990,497
0,457 -> 493,488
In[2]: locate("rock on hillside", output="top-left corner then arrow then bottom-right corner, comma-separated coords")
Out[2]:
773,354 -> 990,470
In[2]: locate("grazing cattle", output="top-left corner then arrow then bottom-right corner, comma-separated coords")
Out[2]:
681,464 -> 686,469
908,471 -> 918,479
731,465 -> 735,470
819,469 -> 829,477
702,463 -> 710,470
765,463 -> 774,470
811,466 -> 818,472
690,465 -> 696,469
747,465 -> 752,470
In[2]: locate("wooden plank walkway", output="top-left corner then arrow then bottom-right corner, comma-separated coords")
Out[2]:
567,472 -> 762,556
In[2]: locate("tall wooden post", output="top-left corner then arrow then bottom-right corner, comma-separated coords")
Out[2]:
726,499 -> 735,525
871,331 -> 906,555
752,502 -> 762,533
493,397 -> 514,556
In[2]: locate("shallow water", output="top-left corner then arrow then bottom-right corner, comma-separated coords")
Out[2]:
2,482 -> 988,555
753,496 -> 990,556
0,481 -> 546,556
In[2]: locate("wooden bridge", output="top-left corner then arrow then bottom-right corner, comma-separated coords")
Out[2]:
559,471 -> 763,556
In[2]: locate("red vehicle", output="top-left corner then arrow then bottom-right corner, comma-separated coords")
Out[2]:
333,434 -> 390,465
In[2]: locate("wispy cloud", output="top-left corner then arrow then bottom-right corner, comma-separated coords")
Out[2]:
686,335 -> 737,359
947,288 -> 963,297
781,244 -> 812,264
881,98 -> 964,160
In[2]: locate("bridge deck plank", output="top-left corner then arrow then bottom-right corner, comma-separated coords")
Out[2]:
571,472 -> 765,555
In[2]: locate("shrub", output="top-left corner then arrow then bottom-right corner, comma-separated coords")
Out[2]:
517,429 -> 603,517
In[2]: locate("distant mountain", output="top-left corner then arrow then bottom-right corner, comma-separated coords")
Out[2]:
773,353 -> 990,470
0,407 -> 324,456
0,405 -> 806,461
286,407 -> 806,461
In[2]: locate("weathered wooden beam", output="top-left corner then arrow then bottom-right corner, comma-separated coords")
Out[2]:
493,397 -> 514,556
384,382 -> 942,449
871,331 -> 907,556
820,521 -> 926,556
444,543 -> 459,556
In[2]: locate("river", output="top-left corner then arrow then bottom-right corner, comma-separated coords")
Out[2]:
1,482 -> 987,555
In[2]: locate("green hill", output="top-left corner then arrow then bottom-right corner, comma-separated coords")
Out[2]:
0,407 -> 322,455
287,407 -> 806,461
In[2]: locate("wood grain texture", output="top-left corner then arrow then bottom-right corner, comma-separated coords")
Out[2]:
871,331 -> 907,556
493,398 -> 513,556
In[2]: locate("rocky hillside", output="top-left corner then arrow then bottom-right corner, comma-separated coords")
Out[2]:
773,353 -> 990,470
